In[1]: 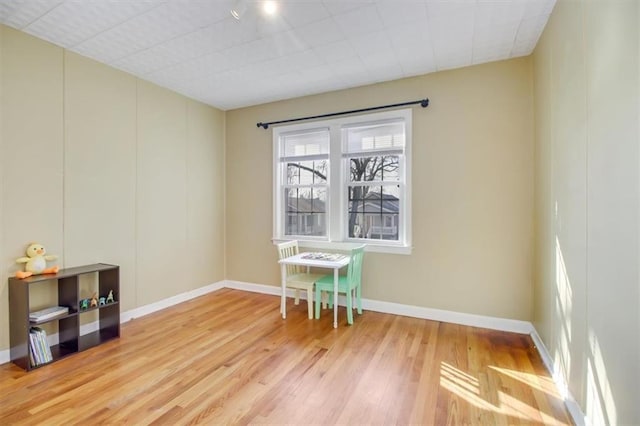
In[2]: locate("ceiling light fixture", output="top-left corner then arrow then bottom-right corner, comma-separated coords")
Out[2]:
262,0 -> 278,16
230,0 -> 247,20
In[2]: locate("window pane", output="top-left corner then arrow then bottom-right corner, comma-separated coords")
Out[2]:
285,187 -> 327,236
286,160 -> 328,184
344,120 -> 404,153
350,155 -> 399,182
282,129 -> 329,158
348,185 -> 399,241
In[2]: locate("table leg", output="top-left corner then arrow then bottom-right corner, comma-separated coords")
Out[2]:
281,263 -> 287,319
333,267 -> 339,328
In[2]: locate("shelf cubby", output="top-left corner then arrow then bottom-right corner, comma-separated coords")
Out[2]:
9,263 -> 120,371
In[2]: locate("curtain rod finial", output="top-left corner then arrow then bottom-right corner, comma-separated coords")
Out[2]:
256,122 -> 269,129
421,99 -> 429,108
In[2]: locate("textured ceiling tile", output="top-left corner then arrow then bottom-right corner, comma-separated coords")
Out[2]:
281,49 -> 325,72
263,29 -> 309,56
387,21 -> 431,50
394,40 -> 434,72
312,39 -> 357,63
197,18 -> 262,52
426,2 -> 475,71
360,49 -> 398,69
112,49 -> 173,76
474,22 -> 519,51
144,29 -> 219,65
237,11 -> 292,37
184,52 -> 235,77
295,17 -> 345,47
24,1 -> 158,47
348,30 -> 393,56
146,52 -> 233,85
523,0 -> 556,17
322,0 -> 372,16
0,1 -> 61,29
375,1 -> 427,28
222,38 -> 279,69
332,4 -> 384,38
397,53 -> 437,77
281,2 -> 331,28
246,56 -> 290,78
0,0 -> 556,109
475,1 -> 525,28
473,44 -> 514,64
432,32 -> 473,70
329,56 -> 368,79
367,62 -> 405,84
515,14 -> 548,43
73,2 -> 223,63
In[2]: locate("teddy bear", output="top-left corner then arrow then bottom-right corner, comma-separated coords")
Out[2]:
15,242 -> 59,279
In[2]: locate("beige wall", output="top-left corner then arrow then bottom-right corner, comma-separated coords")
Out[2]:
2,8 -> 637,424
0,26 -> 226,352
533,0 -> 640,423
226,58 -> 535,321
0,26 -> 64,352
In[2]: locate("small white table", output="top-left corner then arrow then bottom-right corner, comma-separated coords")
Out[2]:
278,252 -> 350,328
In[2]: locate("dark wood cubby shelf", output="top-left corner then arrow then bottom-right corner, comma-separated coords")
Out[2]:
9,263 -> 120,371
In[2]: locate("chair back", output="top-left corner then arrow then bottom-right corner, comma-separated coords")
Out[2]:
347,245 -> 365,288
277,240 -> 302,275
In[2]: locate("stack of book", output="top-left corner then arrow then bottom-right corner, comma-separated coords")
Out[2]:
29,306 -> 69,323
29,327 -> 53,367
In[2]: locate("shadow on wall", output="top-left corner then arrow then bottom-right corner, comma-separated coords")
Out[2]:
553,234 -> 573,402
554,235 -> 617,425
585,332 -> 617,425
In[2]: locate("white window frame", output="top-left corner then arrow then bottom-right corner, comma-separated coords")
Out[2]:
273,108 -> 412,255
275,126 -> 330,241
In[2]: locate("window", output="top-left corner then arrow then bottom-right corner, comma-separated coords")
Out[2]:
273,109 -> 411,254
279,129 -> 329,237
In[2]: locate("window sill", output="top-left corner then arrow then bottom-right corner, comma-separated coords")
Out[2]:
272,238 -> 412,255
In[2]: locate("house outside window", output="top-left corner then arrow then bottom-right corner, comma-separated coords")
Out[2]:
279,128 -> 329,238
273,109 -> 412,254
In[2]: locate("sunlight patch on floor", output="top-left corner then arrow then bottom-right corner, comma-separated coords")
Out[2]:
440,362 -> 569,425
490,366 -> 559,396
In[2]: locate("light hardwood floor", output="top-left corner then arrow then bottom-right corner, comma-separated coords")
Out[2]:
0,289 -> 571,425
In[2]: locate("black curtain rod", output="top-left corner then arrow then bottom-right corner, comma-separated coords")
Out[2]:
256,98 -> 429,130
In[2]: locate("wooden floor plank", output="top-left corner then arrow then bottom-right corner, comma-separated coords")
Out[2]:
0,289 -> 572,425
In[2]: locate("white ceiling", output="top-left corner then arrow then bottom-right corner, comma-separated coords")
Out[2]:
0,0 -> 555,110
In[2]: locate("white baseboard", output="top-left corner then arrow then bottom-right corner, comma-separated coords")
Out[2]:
83,281 -> 228,344
530,328 -> 586,426
362,298 -> 533,334
226,280 -> 533,334
226,280 -> 283,296
121,280 -> 225,323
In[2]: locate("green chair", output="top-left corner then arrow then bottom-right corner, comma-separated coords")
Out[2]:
314,245 -> 365,325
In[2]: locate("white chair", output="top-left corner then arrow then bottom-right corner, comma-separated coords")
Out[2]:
277,240 -> 324,319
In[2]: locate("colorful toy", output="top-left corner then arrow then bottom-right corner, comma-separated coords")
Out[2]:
15,243 -> 59,279
90,293 -> 98,308
99,297 -> 106,306
79,299 -> 89,311
106,290 -> 115,304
